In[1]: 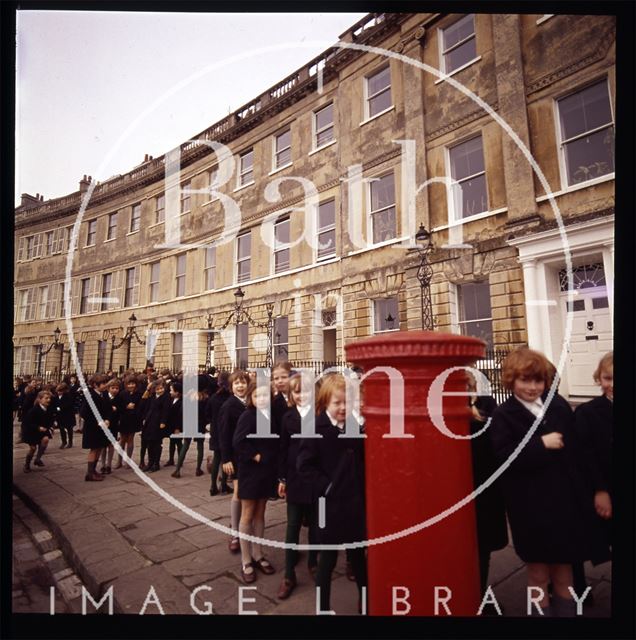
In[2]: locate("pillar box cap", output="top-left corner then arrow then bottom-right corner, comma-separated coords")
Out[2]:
345,330 -> 485,364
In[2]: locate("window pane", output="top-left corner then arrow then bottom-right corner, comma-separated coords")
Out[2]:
275,249 -> 290,273
238,233 -> 251,259
318,200 -> 335,229
445,38 -> 477,72
238,261 -> 250,282
276,130 -> 291,152
564,127 -> 614,185
461,319 -> 493,348
450,137 -> 484,180
566,300 -> 585,312
453,173 -> 488,218
316,104 -> 333,130
369,89 -> 392,117
374,297 -> 399,332
241,150 -> 253,171
459,282 -> 491,321
559,82 -> 613,141
318,229 -> 336,259
372,207 -> 397,243
443,14 -> 474,50
370,174 -> 395,211
151,262 -> 160,281
592,296 -> 609,310
276,147 -> 291,166
176,254 -> 186,275
275,218 -> 290,244
316,126 -> 334,147
368,67 -> 390,96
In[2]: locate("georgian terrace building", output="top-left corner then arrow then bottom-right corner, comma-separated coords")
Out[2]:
13,12 -> 615,400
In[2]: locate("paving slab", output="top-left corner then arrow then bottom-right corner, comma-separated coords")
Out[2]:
133,531 -> 200,563
104,504 -> 156,528
120,515 -> 186,543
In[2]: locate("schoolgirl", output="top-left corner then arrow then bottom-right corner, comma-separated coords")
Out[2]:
276,373 -> 319,599
67,374 -> 83,433
572,351 -> 613,597
115,375 -> 143,469
163,381 -> 184,469
22,390 -> 55,472
100,378 -> 124,474
81,374 -> 113,481
297,373 -> 367,613
233,383 -> 279,583
141,379 -> 170,472
172,385 -> 208,478
219,370 -> 249,553
271,361 -> 292,434
206,371 -> 232,495
489,348 -> 609,616
53,382 -> 75,449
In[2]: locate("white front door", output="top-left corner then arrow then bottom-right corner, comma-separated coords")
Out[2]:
559,264 -> 613,396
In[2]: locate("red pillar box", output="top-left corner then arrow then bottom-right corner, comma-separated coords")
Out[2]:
345,330 -> 485,617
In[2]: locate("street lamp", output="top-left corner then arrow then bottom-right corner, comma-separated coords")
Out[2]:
385,313 -> 396,331
220,287 -> 274,368
109,312 -> 146,372
415,224 -> 435,331
204,312 -> 214,370
38,326 -> 63,377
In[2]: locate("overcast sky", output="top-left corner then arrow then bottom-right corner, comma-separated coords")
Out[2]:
15,10 -> 367,206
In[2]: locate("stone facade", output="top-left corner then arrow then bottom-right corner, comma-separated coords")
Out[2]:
14,12 -> 615,398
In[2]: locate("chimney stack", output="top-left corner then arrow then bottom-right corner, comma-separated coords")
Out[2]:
20,193 -> 40,209
79,175 -> 91,193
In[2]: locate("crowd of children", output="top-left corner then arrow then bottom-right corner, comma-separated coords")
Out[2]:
13,348 -> 613,615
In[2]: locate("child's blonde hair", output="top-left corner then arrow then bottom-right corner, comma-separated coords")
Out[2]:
288,373 -> 316,407
593,351 -> 613,383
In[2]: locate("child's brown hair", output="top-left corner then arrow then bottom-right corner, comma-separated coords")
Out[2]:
287,373 -> 316,407
229,369 -> 250,387
315,373 -> 346,414
501,348 -> 555,391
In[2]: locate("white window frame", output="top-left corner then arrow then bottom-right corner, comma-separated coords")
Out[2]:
80,278 -> 90,314
313,102 -> 334,150
172,332 -> 183,373
17,288 -> 36,322
235,323 -> 249,369
124,266 -> 138,308
180,181 -> 191,214
554,78 -> 615,190
236,231 -> 251,284
450,281 -> 494,348
273,215 -> 291,275
86,219 -> 97,247
273,129 -> 292,170
204,246 -> 216,291
273,316 -> 289,362
316,199 -> 336,261
372,297 -> 400,334
149,261 -> 160,302
37,285 -> 49,320
446,133 -> 489,223
106,212 -> 117,241
439,14 -> 478,75
45,231 -> 55,256
237,149 -> 254,187
364,65 -> 392,120
367,172 -> 397,246
155,194 -> 165,223
175,253 -> 187,297
101,273 -> 113,311
130,204 -> 141,233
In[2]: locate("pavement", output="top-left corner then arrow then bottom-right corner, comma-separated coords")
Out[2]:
12,420 -> 612,617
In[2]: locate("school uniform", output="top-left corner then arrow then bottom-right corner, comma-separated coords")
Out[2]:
102,390 -> 125,440
297,410 -> 367,610
142,392 -> 170,469
53,392 -> 76,447
206,388 -> 232,491
22,403 -> 55,445
279,405 -> 319,579
118,390 -> 144,434
218,395 -> 247,476
489,393 -> 610,564
175,397 -> 208,473
469,394 -> 508,593
271,392 -> 289,435
164,396 -> 183,465
81,388 -> 113,450
233,406 -> 280,499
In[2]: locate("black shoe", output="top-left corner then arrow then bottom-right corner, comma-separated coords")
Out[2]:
210,487 -> 219,496
23,465 -> 31,473
60,443 -> 67,449
195,468 -> 204,477
33,459 -> 45,467
164,460 -> 174,467
220,484 -> 232,494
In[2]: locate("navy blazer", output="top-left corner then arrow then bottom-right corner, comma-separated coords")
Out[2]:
278,407 -> 316,505
218,395 -> 247,464
205,389 -> 231,451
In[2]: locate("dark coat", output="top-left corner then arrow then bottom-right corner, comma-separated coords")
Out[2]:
23,403 -> 55,445
102,391 -> 125,437
118,390 -> 143,434
163,397 -> 183,437
278,407 -> 316,505
142,393 -> 170,442
81,388 -> 113,449
52,393 -> 75,429
21,390 -> 38,422
206,389 -> 231,451
470,395 -> 508,554
297,411 -> 366,545
218,395 -> 247,465
271,393 -> 289,435
233,407 -> 280,500
69,383 -> 83,413
574,395 -> 612,496
489,393 -> 609,564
